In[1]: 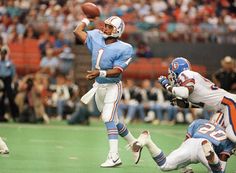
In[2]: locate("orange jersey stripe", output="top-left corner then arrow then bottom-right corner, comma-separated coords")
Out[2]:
222,97 -> 236,134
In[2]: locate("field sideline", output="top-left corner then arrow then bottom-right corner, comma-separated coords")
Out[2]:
0,121 -> 235,173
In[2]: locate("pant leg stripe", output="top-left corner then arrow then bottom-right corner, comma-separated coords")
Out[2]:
109,82 -> 122,121
222,97 -> 236,135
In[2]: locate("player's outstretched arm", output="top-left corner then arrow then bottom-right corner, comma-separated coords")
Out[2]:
158,76 -> 193,99
73,18 -> 95,44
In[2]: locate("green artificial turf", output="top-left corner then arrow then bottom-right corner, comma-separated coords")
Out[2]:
0,121 -> 235,173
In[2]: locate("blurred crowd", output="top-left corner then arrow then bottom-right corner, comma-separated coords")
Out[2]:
0,0 -> 236,125
99,0 -> 236,44
0,44 -> 235,125
0,0 -> 236,47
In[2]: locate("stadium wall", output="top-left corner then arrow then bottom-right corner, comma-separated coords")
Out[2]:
149,42 -> 236,75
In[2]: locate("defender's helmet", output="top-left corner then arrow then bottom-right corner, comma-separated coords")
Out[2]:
102,16 -> 125,38
168,57 -> 191,85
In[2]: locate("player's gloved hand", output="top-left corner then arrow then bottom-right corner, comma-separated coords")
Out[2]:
158,76 -> 170,90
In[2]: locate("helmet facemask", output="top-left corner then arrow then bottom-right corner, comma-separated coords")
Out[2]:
168,68 -> 178,86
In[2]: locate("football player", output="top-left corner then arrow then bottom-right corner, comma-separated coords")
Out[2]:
158,57 -> 236,143
73,16 -> 140,167
0,137 -> 9,154
133,119 -> 236,173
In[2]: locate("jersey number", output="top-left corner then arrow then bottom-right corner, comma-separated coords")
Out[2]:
95,49 -> 104,69
198,123 -> 226,141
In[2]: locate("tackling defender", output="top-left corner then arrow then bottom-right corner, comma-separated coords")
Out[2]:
133,119 -> 235,173
73,16 -> 140,167
158,57 -> 236,143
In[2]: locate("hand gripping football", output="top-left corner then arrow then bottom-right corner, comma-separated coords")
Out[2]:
81,2 -> 100,18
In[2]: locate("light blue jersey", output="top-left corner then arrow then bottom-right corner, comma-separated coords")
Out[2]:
187,119 -> 235,156
86,29 -> 134,84
0,59 -> 15,78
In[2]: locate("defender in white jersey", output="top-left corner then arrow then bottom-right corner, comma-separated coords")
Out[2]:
73,16 -> 140,167
158,57 -> 236,143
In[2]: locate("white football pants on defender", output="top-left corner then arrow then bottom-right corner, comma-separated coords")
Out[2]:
160,138 -> 213,173
95,82 -> 122,123
220,93 -> 236,143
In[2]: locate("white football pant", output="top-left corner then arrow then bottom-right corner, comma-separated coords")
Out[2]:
160,138 -> 213,173
95,82 -> 122,123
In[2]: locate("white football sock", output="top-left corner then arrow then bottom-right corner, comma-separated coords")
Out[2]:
146,139 -> 162,158
109,139 -> 118,154
123,132 -> 136,144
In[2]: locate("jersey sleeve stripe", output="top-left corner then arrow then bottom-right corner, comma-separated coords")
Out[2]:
180,79 -> 195,87
114,66 -> 123,72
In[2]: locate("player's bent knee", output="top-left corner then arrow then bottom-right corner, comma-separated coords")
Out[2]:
101,115 -> 112,122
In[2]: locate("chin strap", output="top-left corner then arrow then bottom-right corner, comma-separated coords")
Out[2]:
102,33 -> 109,38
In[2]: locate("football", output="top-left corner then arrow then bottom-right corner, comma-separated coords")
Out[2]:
81,2 -> 100,18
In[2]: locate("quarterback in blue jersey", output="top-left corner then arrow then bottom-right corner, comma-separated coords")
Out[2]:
73,16 -> 140,167
133,119 -> 235,173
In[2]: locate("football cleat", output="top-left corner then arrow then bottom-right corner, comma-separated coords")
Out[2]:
137,130 -> 150,147
0,149 -> 9,154
131,131 -> 150,164
131,141 -> 143,164
0,138 -> 9,154
202,140 -> 215,163
100,152 -> 122,168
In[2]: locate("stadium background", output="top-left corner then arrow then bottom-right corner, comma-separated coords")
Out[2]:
0,0 -> 236,173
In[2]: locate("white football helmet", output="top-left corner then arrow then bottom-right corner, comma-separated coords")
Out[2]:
102,16 -> 125,38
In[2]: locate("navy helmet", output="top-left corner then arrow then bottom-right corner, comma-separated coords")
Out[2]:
168,57 -> 191,85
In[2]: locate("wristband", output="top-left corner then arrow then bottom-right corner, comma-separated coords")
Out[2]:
81,18 -> 90,26
165,84 -> 171,90
99,70 -> 107,77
